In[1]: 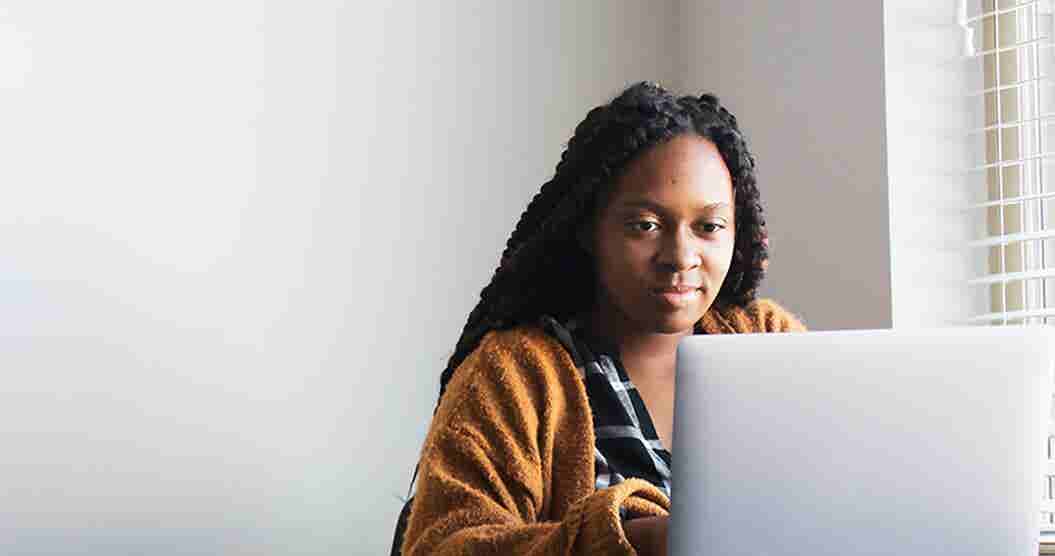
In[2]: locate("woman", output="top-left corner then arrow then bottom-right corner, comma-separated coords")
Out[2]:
397,81 -> 805,555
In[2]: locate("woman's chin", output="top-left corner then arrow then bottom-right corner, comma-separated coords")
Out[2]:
651,312 -> 705,335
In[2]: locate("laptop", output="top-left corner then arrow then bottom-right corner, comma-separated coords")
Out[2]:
670,327 -> 1055,556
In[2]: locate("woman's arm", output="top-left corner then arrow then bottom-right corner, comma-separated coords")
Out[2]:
622,516 -> 669,556
401,328 -> 669,555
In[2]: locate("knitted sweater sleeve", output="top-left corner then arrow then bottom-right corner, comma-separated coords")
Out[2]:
401,328 -> 669,555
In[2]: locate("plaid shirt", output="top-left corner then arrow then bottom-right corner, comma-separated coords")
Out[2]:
539,315 -> 672,499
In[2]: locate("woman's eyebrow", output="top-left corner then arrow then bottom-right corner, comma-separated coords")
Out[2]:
618,199 -> 666,212
618,199 -> 732,211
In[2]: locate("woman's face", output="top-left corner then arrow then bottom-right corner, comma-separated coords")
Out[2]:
588,134 -> 736,335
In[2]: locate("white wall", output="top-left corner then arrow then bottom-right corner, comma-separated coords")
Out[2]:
883,1 -> 979,327
7,1 -> 961,552
0,2 -> 678,554
675,0 -> 893,331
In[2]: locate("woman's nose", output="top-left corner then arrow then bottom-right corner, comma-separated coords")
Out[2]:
657,227 -> 701,271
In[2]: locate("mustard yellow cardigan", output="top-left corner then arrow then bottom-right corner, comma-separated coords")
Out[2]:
402,299 -> 806,555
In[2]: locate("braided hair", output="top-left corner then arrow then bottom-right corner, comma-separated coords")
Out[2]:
438,81 -> 768,404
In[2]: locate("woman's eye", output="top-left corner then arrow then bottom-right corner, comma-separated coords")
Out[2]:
700,223 -> 726,233
629,221 -> 660,233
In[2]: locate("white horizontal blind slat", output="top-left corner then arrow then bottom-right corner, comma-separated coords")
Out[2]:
967,74 -> 1053,97
967,267 -> 1055,285
968,228 -> 1055,248
964,0 -> 1043,25
966,307 -> 1055,322
969,35 -> 1050,57
966,113 -> 1055,134
965,151 -> 1055,172
965,189 -> 1055,210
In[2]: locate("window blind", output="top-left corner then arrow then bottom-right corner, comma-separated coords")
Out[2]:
961,0 -> 1055,542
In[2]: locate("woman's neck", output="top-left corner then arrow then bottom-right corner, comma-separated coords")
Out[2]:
584,304 -> 691,382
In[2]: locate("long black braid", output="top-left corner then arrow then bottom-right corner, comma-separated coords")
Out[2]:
435,82 -> 768,405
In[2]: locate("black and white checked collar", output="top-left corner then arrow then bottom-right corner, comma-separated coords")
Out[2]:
538,315 -> 672,498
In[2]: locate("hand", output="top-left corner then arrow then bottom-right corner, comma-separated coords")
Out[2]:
622,515 -> 668,556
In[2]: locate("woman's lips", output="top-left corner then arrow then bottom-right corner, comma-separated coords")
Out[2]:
652,286 -> 702,306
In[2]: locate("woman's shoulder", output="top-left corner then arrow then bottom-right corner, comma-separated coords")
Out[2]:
436,322 -> 583,422
701,297 -> 807,334
472,322 -> 577,373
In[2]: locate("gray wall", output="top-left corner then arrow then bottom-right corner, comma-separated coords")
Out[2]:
675,0 -> 893,331
0,1 -> 678,554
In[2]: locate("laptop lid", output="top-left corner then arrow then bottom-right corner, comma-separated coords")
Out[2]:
670,327 -> 1055,556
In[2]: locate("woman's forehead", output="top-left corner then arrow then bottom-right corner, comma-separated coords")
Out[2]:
610,135 -> 734,208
